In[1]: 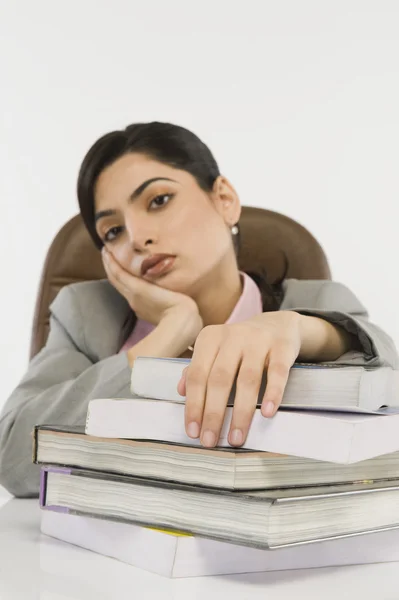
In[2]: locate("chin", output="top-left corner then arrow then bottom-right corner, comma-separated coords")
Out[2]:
157,270 -> 196,295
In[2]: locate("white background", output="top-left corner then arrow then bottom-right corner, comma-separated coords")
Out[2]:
0,0 -> 398,406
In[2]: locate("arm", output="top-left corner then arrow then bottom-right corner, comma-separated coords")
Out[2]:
281,280 -> 399,369
0,312 -> 131,498
297,313 -> 362,362
126,305 -> 202,367
0,291 -> 200,498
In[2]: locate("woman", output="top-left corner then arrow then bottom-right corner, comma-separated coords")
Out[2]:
0,121 -> 397,497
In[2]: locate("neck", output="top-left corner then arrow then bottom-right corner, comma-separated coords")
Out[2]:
191,255 -> 243,326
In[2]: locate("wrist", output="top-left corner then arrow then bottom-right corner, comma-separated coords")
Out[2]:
125,303 -> 203,368
296,313 -> 350,361
296,313 -> 326,360
163,303 -> 203,347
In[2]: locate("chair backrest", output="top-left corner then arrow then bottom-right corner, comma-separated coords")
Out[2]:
30,206 -> 331,359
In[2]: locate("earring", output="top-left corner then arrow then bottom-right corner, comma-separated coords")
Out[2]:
231,224 -> 239,235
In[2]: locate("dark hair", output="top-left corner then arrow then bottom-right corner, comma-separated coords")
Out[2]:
77,121 -> 284,311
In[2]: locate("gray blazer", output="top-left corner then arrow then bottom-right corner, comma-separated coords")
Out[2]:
1,278 -> 398,497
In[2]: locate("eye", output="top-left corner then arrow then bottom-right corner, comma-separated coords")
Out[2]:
149,193 -> 174,209
103,226 -> 123,243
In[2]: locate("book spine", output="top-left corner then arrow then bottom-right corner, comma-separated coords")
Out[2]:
32,425 -> 39,464
40,466 -> 73,512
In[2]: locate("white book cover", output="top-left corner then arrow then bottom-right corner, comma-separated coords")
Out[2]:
85,398 -> 399,463
40,509 -> 399,578
130,357 -> 399,413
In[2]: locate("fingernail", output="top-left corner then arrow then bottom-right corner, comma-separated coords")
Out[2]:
230,429 -> 243,446
262,401 -> 275,417
202,430 -> 216,447
187,422 -> 200,438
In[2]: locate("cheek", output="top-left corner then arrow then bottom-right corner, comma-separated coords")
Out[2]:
110,245 -> 140,275
182,220 -> 231,264
111,244 -> 130,265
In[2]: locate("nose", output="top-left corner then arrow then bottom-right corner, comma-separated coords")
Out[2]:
124,213 -> 156,252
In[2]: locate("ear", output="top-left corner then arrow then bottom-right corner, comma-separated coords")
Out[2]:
211,175 -> 241,226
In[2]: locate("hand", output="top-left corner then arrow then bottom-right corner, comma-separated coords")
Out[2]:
177,311 -> 303,448
102,248 -> 200,326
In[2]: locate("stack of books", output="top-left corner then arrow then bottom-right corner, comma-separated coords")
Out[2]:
37,357 -> 399,578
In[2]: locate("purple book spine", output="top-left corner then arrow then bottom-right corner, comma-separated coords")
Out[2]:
39,466 -> 72,513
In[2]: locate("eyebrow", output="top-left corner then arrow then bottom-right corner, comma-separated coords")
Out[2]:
94,177 -> 178,225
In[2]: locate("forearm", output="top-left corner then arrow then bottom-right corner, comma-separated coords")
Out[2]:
297,313 -> 359,362
127,307 -> 202,367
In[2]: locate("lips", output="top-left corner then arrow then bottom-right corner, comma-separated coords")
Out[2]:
141,254 -> 176,276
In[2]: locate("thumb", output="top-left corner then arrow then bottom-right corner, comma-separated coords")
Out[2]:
177,366 -> 189,397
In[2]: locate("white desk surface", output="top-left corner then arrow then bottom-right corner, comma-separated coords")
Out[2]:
2,486 -> 399,600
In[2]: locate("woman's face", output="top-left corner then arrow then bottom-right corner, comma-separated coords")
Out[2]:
94,153 -> 241,295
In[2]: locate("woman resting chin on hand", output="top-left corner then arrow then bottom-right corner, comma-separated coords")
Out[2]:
86,123 -> 386,449
1,122 -> 397,497
101,246 -> 204,362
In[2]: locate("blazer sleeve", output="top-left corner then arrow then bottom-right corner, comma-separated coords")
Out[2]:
281,279 -> 399,370
0,287 -> 132,498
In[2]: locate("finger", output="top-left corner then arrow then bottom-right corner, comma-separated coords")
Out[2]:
261,348 -> 293,418
102,249 -> 132,292
177,366 -> 189,397
102,249 -> 123,289
103,249 -> 147,302
199,345 -> 242,448
184,327 -> 221,440
228,351 -> 266,446
102,254 -> 118,290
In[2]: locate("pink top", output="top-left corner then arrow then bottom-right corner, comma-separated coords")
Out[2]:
119,271 -> 263,353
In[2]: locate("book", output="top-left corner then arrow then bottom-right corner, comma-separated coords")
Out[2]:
40,466 -> 399,549
40,508 -> 399,578
85,398 -> 399,463
34,424 -> 399,490
130,356 -> 399,413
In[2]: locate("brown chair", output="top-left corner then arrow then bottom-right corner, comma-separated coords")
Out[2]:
29,207 -> 332,360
